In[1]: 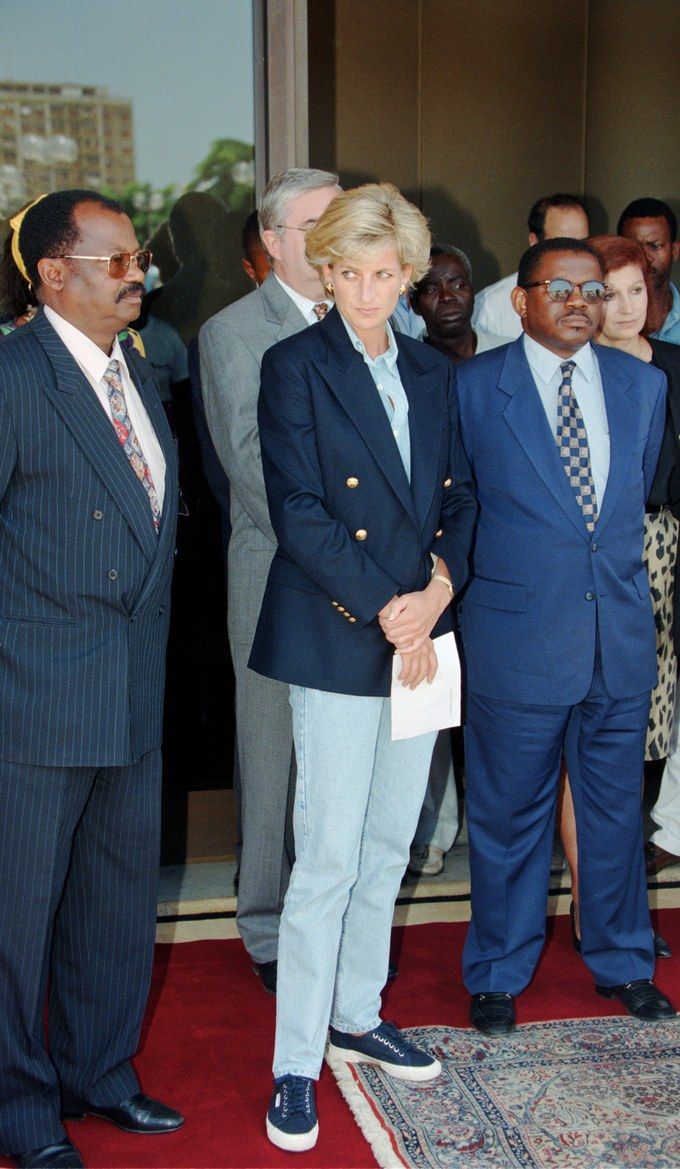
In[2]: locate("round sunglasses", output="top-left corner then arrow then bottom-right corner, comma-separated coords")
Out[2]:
520,277 -> 606,304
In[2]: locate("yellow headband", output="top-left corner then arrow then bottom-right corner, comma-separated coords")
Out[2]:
8,192 -> 49,285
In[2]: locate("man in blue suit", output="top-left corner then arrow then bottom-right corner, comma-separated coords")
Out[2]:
456,238 -> 675,1035
0,191 -> 182,1168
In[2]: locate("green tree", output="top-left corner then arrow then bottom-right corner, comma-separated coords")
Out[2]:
101,181 -> 176,241
186,138 -> 254,212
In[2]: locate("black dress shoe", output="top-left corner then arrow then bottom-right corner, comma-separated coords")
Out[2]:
64,1093 -> 183,1134
654,931 -> 672,958
596,979 -> 676,1020
252,959 -> 277,995
470,992 -> 516,1036
13,1140 -> 85,1168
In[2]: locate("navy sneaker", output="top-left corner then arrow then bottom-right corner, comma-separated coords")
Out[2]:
266,1075 -> 318,1152
327,1020 -> 441,1081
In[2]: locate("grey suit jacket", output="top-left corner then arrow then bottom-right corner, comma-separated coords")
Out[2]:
0,310 -> 178,767
199,274 -> 310,643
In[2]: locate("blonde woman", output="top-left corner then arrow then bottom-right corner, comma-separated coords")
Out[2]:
249,184 -> 475,1151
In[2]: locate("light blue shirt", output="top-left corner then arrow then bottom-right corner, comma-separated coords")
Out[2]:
649,281 -> 680,346
340,315 -> 411,482
523,333 -> 610,509
390,295 -> 426,340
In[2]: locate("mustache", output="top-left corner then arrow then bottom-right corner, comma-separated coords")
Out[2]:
115,283 -> 145,303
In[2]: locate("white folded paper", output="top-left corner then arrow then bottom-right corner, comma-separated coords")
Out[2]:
390,631 -> 462,741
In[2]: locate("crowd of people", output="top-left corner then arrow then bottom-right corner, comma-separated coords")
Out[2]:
0,176 -> 678,1166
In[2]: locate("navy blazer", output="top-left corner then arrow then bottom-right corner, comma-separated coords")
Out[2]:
248,306 -> 476,697
0,310 -> 178,766
456,335 -> 667,704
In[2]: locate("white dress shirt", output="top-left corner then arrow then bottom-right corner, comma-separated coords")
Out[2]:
523,332 -> 610,507
471,271 -> 522,342
274,274 -> 332,325
44,306 -> 166,510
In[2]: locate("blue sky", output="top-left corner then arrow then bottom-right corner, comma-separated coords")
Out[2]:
2,0 -> 254,190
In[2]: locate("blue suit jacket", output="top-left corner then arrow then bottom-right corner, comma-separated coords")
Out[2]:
249,306 -> 476,696
0,310 -> 178,766
456,336 -> 667,704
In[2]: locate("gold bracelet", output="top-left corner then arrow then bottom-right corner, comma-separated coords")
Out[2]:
431,573 -> 454,601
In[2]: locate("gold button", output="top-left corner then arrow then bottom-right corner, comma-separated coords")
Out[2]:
355,529 -> 367,541
337,606 -> 346,613
344,612 -> 351,619
443,477 -> 452,488
435,528 -> 443,538
346,476 -> 359,488
349,616 -> 357,624
332,600 -> 339,607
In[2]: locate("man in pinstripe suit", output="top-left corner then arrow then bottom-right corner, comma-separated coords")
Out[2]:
0,191 -> 182,1168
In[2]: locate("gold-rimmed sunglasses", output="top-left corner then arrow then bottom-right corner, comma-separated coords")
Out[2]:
58,249 -> 153,278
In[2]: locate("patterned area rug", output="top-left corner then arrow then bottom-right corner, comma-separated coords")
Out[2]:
328,1018 -> 680,1168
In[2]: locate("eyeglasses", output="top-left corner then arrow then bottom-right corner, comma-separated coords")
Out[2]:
274,222 -> 318,233
58,249 -> 153,278
520,277 -> 606,304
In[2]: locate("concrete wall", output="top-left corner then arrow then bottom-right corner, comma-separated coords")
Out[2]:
308,0 -> 680,290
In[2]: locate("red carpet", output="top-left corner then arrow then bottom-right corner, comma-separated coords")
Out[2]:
2,911 -> 679,1168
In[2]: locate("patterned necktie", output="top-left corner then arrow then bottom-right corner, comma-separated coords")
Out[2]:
556,360 -> 598,531
103,359 -> 161,533
312,302 -> 329,320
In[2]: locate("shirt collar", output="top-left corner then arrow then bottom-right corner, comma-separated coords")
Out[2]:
523,331 -> 594,383
273,274 -> 331,321
665,282 -> 680,328
340,314 -> 399,369
44,305 -> 127,382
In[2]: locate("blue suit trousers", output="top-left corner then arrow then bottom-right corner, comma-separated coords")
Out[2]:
463,659 -> 654,995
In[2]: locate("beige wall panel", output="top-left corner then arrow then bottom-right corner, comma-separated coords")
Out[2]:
309,0 -> 420,195
585,0 -> 680,242
420,0 -> 588,288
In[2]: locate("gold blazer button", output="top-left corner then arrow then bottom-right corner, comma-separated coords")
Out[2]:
435,529 -> 443,538
443,477 -> 452,488
355,529 -> 367,541
346,476 -> 359,488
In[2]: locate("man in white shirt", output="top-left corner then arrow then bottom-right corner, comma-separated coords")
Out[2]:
472,194 -> 590,342
0,190 -> 182,1168
199,169 -> 341,995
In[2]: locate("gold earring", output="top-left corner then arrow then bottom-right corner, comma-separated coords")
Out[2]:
325,281 -> 334,295
399,283 -> 406,296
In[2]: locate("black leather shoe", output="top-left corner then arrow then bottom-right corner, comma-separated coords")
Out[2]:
64,1093 -> 183,1133
470,992 -> 516,1036
13,1140 -> 85,1168
654,931 -> 672,958
596,979 -> 676,1020
252,959 -> 277,996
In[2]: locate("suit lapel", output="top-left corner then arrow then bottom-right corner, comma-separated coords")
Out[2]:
592,346 -> 638,536
31,312 -> 164,563
260,273 -> 310,342
314,310 -> 416,520
499,339 -> 592,539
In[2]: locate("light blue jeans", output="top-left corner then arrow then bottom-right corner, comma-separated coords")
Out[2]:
272,685 -> 437,1080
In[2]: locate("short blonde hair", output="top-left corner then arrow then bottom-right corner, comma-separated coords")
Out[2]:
305,183 -> 431,286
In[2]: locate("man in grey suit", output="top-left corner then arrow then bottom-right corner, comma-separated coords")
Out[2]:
0,191 -> 182,1169
200,168 -> 341,993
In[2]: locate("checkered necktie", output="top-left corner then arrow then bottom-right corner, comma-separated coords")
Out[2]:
556,360 -> 598,532
103,359 -> 161,532
312,302 -> 329,320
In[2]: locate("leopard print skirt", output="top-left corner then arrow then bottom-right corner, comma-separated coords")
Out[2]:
644,508 -> 679,761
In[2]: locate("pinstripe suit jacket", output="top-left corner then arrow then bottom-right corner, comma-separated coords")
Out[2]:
0,310 -> 178,767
